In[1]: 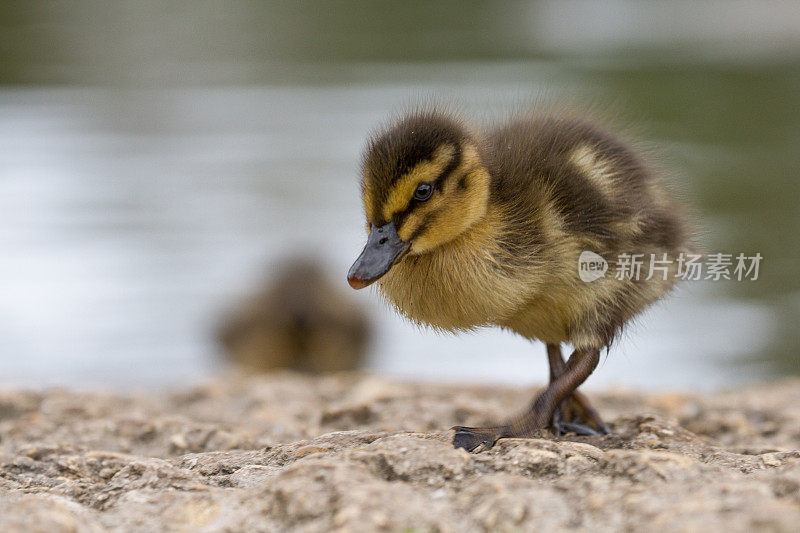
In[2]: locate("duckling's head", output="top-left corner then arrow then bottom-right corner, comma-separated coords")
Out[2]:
348,111 -> 490,289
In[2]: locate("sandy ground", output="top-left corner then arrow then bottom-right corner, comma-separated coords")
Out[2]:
1,373 -> 800,532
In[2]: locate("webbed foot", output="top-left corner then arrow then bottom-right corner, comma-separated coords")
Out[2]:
550,391 -> 611,436
451,425 -> 508,452
452,347 -> 606,452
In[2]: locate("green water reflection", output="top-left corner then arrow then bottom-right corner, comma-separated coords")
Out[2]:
589,63 -> 800,373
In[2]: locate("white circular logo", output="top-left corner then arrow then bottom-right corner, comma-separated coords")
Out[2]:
578,251 -> 608,282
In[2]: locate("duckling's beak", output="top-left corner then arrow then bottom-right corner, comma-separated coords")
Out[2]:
347,222 -> 410,289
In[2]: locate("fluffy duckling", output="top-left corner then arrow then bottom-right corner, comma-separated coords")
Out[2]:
347,108 -> 694,451
220,258 -> 369,373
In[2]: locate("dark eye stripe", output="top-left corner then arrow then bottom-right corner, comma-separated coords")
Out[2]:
390,143 -> 464,226
409,214 -> 432,241
435,142 -> 462,184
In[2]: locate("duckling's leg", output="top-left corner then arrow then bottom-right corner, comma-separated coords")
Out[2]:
547,343 -> 610,436
452,347 -> 602,451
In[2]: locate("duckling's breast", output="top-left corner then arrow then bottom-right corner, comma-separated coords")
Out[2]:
376,214 -> 537,331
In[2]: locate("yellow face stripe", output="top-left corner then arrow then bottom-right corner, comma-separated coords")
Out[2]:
380,144 -> 455,221
363,184 -> 377,223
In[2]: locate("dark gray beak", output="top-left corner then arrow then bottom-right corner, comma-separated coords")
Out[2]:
347,221 -> 410,289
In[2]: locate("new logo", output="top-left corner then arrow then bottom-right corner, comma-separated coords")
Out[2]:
578,251 -> 608,282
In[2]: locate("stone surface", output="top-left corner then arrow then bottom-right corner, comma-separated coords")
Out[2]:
1,373 -> 800,531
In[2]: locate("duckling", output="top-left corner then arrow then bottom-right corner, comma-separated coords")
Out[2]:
220,257 -> 369,374
347,108 -> 694,452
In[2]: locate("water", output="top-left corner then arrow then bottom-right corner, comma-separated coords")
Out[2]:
0,75 -> 786,391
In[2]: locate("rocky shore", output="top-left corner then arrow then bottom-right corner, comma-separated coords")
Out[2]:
1,373 -> 799,532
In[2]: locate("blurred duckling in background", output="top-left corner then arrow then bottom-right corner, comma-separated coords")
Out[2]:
348,107 -> 694,451
220,258 -> 369,373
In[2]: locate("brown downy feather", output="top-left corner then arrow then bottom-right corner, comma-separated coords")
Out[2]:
220,258 -> 369,373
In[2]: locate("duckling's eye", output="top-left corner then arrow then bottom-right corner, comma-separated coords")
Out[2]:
413,183 -> 434,201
